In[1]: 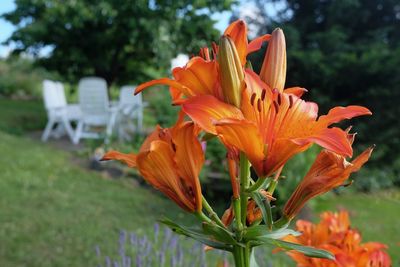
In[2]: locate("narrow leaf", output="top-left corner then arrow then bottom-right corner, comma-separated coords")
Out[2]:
254,237 -> 334,260
245,225 -> 301,240
159,218 -> 232,251
202,222 -> 239,245
251,191 -> 273,229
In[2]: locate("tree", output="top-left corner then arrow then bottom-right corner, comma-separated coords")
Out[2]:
241,1 -> 400,180
2,0 -> 234,85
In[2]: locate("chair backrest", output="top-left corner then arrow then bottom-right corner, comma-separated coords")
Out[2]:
119,85 -> 141,106
43,79 -> 68,111
78,77 -> 109,117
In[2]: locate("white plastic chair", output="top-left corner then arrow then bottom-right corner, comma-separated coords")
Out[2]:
41,80 -> 80,142
73,77 -> 117,144
116,85 -> 148,140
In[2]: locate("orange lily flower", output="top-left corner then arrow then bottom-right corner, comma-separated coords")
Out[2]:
182,71 -> 371,177
101,120 -> 204,213
282,146 -> 373,220
134,19 -> 270,104
284,211 -> 392,267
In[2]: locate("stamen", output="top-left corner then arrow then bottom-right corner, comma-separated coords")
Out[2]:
257,99 -> 262,112
261,89 -> 267,101
277,94 -> 282,105
212,42 -> 218,58
273,101 -> 279,113
289,95 -> 294,108
171,142 -> 177,152
250,93 -> 257,106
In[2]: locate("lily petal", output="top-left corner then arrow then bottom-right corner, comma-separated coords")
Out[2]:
293,127 -> 353,157
137,140 -> 196,212
101,150 -> 137,168
224,19 -> 248,65
135,78 -> 193,97
215,118 -> 265,173
284,87 -> 308,97
172,122 -> 204,211
318,105 -> 372,126
172,57 -> 218,96
247,34 -> 271,54
182,95 -> 244,135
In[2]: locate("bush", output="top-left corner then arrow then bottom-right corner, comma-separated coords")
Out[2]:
0,56 -> 60,98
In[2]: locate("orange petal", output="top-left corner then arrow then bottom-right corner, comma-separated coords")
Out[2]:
247,34 -> 271,54
182,95 -> 244,134
349,146 -> 374,173
224,19 -> 248,65
215,118 -> 265,175
138,125 -> 164,153
135,78 -> 194,97
318,105 -> 372,126
137,140 -> 196,212
293,127 -> 353,157
172,57 -> 218,96
101,150 -> 137,168
284,87 -> 308,97
171,122 -> 204,211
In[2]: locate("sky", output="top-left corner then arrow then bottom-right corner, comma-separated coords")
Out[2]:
0,0 -> 16,57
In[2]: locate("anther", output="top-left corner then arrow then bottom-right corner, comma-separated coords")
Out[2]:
277,94 -> 282,105
273,101 -> 279,113
261,89 -> 267,101
250,93 -> 257,106
257,99 -> 262,112
289,95 -> 294,108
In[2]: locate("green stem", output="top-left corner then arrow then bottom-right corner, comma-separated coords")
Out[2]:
267,179 -> 278,194
232,244 -> 251,267
194,211 -> 212,224
239,152 -> 250,226
202,196 -> 225,228
232,197 -> 243,238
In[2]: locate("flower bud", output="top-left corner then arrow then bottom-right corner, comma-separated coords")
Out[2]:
260,28 -> 286,92
218,36 -> 244,108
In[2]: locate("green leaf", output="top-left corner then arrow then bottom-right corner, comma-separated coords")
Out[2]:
159,218 -> 232,251
202,222 -> 240,246
251,191 -> 273,229
245,225 -> 301,240
252,238 -> 335,260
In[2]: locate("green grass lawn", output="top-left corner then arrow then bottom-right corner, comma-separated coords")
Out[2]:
0,131 -> 196,266
0,98 -> 47,135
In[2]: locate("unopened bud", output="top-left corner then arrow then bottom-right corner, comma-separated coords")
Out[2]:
260,28 -> 286,92
218,36 -> 244,107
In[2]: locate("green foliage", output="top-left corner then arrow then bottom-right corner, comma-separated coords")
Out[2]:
3,0 -> 234,85
145,87 -> 179,127
0,57 -> 59,97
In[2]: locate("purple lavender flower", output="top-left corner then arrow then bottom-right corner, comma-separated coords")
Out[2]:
105,256 -> 111,267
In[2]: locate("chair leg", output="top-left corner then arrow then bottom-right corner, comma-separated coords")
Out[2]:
137,111 -> 143,133
42,119 -> 55,142
73,121 -> 84,145
62,117 -> 75,143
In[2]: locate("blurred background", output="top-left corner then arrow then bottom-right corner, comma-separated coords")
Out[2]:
0,0 -> 399,266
